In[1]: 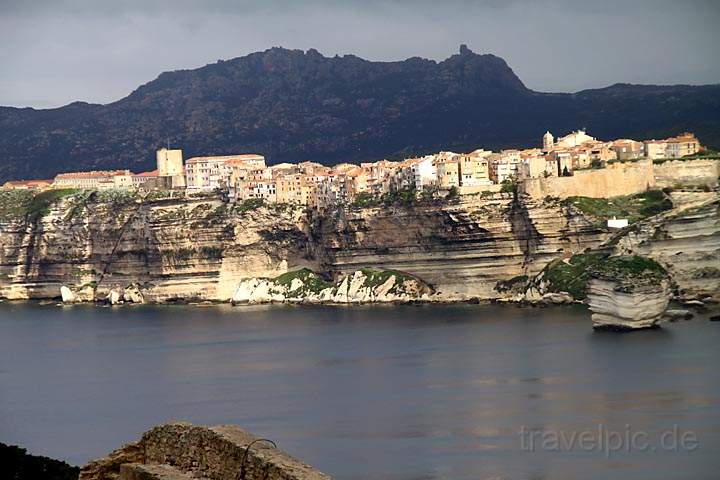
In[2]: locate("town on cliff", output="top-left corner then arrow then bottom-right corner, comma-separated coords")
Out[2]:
1,128 -> 718,331
1,130 -> 705,210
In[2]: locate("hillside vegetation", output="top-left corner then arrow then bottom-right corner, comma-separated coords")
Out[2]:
563,190 -> 673,224
2,46 -> 720,184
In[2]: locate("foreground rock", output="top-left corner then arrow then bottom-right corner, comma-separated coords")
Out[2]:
233,268 -> 433,304
586,256 -> 671,330
80,422 -> 331,480
1,442 -> 79,480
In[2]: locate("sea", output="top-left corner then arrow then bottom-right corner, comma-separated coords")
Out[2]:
1,301 -> 718,479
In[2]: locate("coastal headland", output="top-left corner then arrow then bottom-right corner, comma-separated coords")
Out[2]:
1,160 -> 717,317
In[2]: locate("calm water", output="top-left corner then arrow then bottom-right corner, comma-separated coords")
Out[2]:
0,302 -> 718,479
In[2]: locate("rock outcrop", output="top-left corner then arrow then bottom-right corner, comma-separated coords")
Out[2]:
79,422 -> 331,480
585,256 -> 671,330
587,278 -> 671,330
605,195 -> 720,302
232,268 -> 433,304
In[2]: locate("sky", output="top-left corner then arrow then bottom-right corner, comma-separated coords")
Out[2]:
1,0 -> 719,109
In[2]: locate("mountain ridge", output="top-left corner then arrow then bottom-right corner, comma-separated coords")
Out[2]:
1,45 -> 719,183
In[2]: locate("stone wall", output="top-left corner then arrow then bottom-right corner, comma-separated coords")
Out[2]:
653,159 -> 719,189
80,422 -> 332,480
521,160 -> 655,199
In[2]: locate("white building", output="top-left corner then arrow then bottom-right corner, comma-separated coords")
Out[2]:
410,156 -> 437,190
607,217 -> 629,229
553,130 -> 596,149
543,131 -> 554,152
186,154 -> 265,191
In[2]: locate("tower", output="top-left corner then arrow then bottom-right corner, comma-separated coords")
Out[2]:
156,148 -> 186,189
543,131 -> 554,152
156,148 -> 183,177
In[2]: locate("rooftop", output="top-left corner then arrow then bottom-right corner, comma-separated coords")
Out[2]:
55,170 -> 131,179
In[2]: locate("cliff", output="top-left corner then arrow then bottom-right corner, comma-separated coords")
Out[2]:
0,191 -> 311,302
605,195 -> 720,301
311,194 -> 605,299
517,192 -> 719,327
2,187 -> 716,305
0,191 -> 607,303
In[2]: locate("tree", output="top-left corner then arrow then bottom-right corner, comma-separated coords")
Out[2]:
500,179 -> 515,193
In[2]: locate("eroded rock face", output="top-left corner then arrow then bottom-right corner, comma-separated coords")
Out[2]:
79,422 -> 331,480
587,278 -> 670,330
0,197 -> 311,303
312,194 -> 606,301
0,194 -> 608,303
232,269 -> 433,304
607,197 -> 720,302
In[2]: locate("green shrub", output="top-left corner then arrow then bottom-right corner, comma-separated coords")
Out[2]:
542,253 -> 667,299
352,192 -> 379,208
0,190 -> 35,220
359,268 -> 419,294
543,253 -> 609,300
26,189 -> 79,222
589,255 -> 667,288
273,268 -> 333,296
162,247 -> 196,262
564,189 -> 672,224
95,189 -> 137,205
0,442 -> 80,480
383,187 -> 417,207
236,198 -> 265,212
500,179 -> 515,193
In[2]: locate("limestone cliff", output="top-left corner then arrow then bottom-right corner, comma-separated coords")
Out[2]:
311,194 -> 606,300
605,195 -> 720,301
232,268 -> 433,304
0,192 -> 311,302
0,190 -> 611,303
583,255 -> 671,330
587,278 -> 670,329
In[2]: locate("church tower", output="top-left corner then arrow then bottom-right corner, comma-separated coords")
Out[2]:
543,131 -> 554,152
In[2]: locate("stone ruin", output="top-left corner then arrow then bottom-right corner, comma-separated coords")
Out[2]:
79,422 -> 331,480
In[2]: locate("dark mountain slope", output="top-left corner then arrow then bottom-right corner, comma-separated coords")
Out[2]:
1,45 -> 718,183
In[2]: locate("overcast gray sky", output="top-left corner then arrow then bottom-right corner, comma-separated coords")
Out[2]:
1,0 -> 719,108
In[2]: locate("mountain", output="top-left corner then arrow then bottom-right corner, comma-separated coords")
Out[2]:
1,45 -> 719,183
